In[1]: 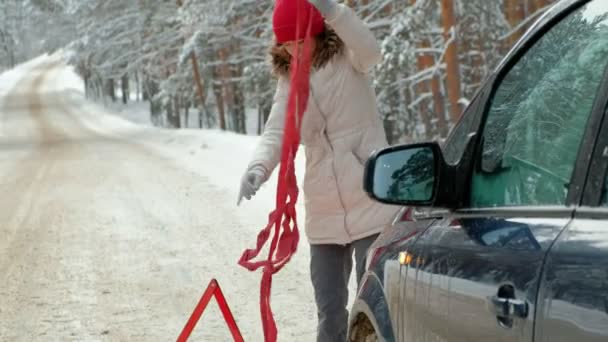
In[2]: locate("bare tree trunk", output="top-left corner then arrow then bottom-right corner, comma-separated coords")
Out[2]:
231,54 -> 246,134
505,0 -> 526,48
532,0 -> 549,11
441,0 -> 463,123
219,48 -> 234,131
386,76 -> 402,144
175,96 -> 182,128
121,74 -> 129,104
165,100 -> 173,128
143,76 -> 150,101
184,99 -> 190,128
111,79 -> 116,102
106,79 -> 117,102
258,106 -> 263,135
135,72 -> 141,101
234,86 -> 246,134
410,0 -> 446,137
257,90 -> 272,136
204,104 -> 215,128
143,76 -> 159,101
431,71 -> 448,137
146,77 -> 161,125
150,99 -> 161,126
212,66 -> 227,130
83,75 -> 90,98
415,42 -> 434,139
404,84 -> 417,143
95,78 -> 104,100
190,56 -> 206,120
360,0 -> 370,17
176,0 -> 207,117
166,97 -> 181,128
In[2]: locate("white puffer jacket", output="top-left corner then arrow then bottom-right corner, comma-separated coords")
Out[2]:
249,4 -> 399,245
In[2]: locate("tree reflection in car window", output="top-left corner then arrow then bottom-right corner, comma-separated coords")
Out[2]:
387,148 -> 434,201
471,3 -> 608,208
462,219 -> 542,251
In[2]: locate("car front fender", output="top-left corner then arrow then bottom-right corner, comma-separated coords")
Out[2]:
349,272 -> 396,342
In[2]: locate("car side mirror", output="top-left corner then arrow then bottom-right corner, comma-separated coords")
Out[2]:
364,142 -> 443,206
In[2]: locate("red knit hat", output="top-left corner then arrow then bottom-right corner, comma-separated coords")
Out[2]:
272,0 -> 325,44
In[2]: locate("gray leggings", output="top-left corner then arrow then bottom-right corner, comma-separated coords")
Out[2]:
310,234 -> 378,342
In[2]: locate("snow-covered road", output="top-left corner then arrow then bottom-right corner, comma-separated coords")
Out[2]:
0,56 -> 329,341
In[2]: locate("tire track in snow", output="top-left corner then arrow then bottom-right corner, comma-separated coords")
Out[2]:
0,62 -> 98,340
0,62 -> 65,283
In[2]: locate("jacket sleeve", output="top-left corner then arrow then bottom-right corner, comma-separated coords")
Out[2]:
247,76 -> 289,176
325,4 -> 382,73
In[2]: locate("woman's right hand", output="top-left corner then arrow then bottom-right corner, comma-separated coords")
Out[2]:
237,166 -> 268,205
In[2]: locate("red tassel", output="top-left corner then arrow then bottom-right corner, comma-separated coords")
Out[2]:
238,1 -> 314,341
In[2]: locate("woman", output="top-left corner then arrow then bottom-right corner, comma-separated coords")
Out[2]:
238,0 -> 398,340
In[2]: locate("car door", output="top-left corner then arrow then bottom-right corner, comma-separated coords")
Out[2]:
392,77 -> 490,342
400,1 -> 608,341
355,84 -> 493,341
535,18 -> 608,340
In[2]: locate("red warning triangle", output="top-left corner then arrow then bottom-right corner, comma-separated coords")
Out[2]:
177,279 -> 244,342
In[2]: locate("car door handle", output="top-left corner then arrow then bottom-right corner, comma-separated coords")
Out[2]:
488,296 -> 529,319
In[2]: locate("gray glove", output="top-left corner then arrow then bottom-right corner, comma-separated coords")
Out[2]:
307,0 -> 338,20
237,165 -> 268,206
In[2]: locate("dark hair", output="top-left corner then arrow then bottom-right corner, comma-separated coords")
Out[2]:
269,26 -> 344,77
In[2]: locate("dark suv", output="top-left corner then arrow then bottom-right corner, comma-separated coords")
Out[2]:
348,0 -> 608,341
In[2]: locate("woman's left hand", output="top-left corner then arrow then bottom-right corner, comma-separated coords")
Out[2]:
307,0 -> 337,20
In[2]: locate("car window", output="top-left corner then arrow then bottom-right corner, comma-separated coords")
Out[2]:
602,162 -> 608,206
471,2 -> 608,208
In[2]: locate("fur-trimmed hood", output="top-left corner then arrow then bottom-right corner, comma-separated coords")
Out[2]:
269,26 -> 344,77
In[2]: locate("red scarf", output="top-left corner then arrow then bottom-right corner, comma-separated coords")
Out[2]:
238,2 -> 314,342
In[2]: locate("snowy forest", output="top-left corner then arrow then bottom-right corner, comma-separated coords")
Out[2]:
0,0 -> 557,144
